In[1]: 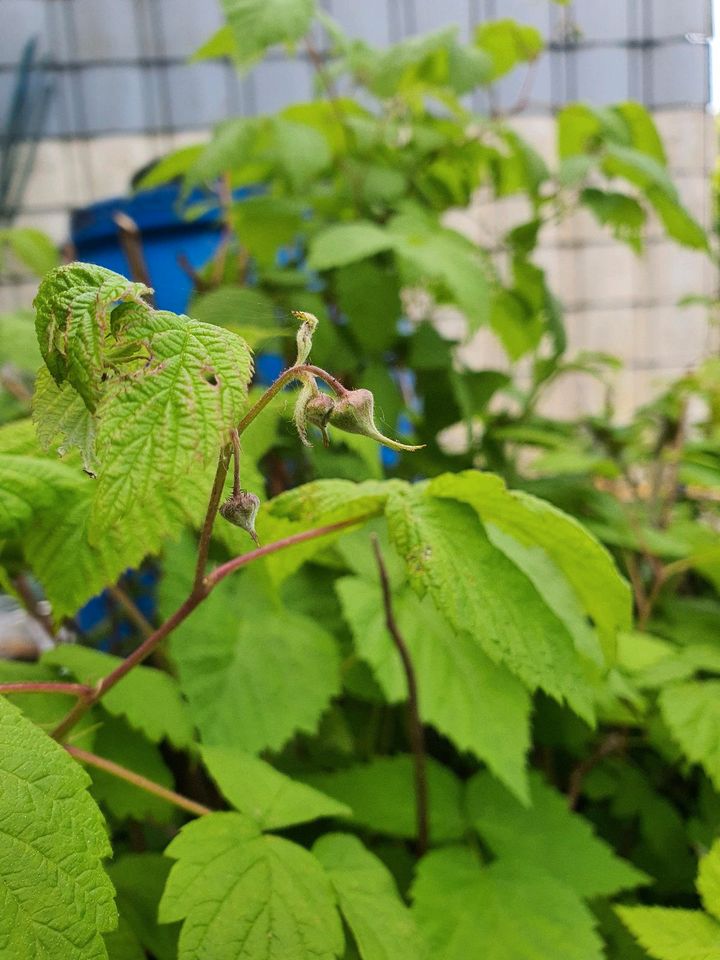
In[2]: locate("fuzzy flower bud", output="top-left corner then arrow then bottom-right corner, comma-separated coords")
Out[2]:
219,491 -> 260,544
328,388 -> 424,452
292,310 -> 319,365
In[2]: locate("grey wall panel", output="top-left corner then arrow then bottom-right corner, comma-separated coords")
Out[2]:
2,0 -> 46,65
157,0 -> 224,58
569,0 -> 635,42
651,41 -> 709,105
0,0 -> 712,140
650,0 -> 711,38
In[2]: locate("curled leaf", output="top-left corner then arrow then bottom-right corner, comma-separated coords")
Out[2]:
292,310 -> 319,366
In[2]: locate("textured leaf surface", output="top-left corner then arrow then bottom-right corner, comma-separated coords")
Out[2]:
44,646 -> 193,749
201,746 -> 350,828
412,847 -> 603,960
466,770 -> 647,897
33,263 -> 149,409
33,366 -> 97,472
303,755 -> 465,842
0,453 -> 80,539
429,470 -> 631,658
313,833 -> 423,960
162,549 -> 340,753
386,486 -> 595,720
659,680 -> 720,790
336,574 -> 530,799
159,812 -> 343,960
617,907 -> 720,960
92,310 -> 252,540
0,696 -> 116,959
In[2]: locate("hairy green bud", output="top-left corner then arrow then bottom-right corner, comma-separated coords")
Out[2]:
219,491 -> 261,544
292,310 -> 319,366
328,388 -> 424,452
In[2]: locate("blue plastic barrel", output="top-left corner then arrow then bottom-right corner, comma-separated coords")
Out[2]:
70,184 -> 259,315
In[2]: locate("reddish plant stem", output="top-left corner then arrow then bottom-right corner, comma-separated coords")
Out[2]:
192,447 -> 231,593
206,514 -> 375,586
230,429 -> 241,498
0,682 -> 93,697
371,534 -> 429,857
51,512 -> 375,742
66,745 -> 212,818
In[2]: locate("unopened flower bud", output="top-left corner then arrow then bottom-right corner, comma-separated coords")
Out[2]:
219,491 -> 260,544
292,310 -> 319,365
328,388 -> 424,452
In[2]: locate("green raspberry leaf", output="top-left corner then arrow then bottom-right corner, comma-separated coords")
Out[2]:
159,812 -> 344,960
313,833 -> 423,960
34,263 -> 150,410
0,695 -> 117,959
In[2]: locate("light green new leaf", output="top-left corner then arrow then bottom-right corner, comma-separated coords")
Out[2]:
91,310 -> 252,541
0,309 -> 42,370
307,222 -> 395,271
412,847 -> 603,960
388,215 -> 490,330
0,226 -> 59,277
466,770 -> 648,897
386,486 -> 595,720
0,696 -> 117,959
336,575 -> 530,800
303,754 -> 465,843
159,812 -> 344,960
272,118 -> 332,189
428,470 -> 631,660
0,452 -> 81,539
220,0 -> 317,66
33,365 -> 97,472
617,907 -> 720,960
257,478 -> 393,583
474,19 -> 543,80
313,833 -> 423,960
43,646 -> 194,749
161,549 -> 341,753
24,476 -> 204,622
201,745 -> 350,828
659,680 -> 720,790
698,841 -> 720,921
33,263 -> 150,410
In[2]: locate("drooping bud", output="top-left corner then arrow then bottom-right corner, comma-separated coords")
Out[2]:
219,491 -> 261,544
328,388 -> 424,452
291,310 -> 319,366
293,378 -> 336,447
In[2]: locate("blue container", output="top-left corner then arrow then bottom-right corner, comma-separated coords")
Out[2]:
71,184 -> 259,315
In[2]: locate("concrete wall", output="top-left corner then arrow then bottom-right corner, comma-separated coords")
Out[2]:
1,0 -> 716,418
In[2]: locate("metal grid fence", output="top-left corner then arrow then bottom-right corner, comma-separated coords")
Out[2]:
1,0 -> 713,142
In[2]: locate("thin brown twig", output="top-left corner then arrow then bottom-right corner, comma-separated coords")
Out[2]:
113,212 -> 154,304
66,745 -> 212,818
371,534 -> 429,856
0,682 -> 93,697
13,573 -> 55,638
108,584 -> 154,638
567,730 -> 627,811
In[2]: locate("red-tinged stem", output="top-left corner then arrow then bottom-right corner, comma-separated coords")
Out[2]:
371,534 -> 429,857
51,512 -> 375,742
66,745 -> 212,818
205,514 -> 373,586
0,682 -> 93,697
